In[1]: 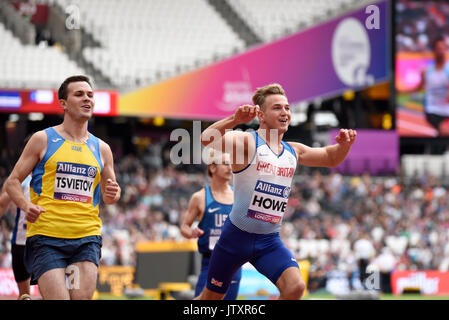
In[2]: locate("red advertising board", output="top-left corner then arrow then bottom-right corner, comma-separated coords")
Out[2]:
391,270 -> 449,295
0,268 -> 40,297
11,2 -> 49,25
0,89 -> 119,116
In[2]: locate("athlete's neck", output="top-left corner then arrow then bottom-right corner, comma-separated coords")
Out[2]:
209,179 -> 233,205
210,179 -> 231,194
58,119 -> 89,143
256,127 -> 284,154
435,58 -> 446,69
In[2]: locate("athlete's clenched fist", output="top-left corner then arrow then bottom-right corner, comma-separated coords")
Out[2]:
25,203 -> 45,223
234,104 -> 260,124
335,129 -> 357,147
104,178 -> 120,201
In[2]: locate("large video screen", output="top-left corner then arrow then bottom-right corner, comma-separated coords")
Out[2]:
396,0 -> 449,137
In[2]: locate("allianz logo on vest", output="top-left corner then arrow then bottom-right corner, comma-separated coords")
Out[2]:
254,180 -> 291,199
56,162 -> 97,178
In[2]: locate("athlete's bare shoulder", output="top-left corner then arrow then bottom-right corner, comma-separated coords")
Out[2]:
223,129 -> 253,138
31,129 -> 47,142
187,188 -> 206,219
191,188 -> 206,205
27,130 -> 48,158
96,137 -> 113,164
97,137 -> 111,152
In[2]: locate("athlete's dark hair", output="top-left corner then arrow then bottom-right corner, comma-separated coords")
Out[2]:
58,75 -> 92,100
432,36 -> 446,50
207,165 -> 214,178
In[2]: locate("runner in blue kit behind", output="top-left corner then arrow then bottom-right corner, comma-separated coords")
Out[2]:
181,149 -> 241,299
196,83 -> 357,300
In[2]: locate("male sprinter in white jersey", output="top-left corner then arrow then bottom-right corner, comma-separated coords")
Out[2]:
197,83 -> 356,300
405,36 -> 449,136
0,176 -> 32,300
181,149 -> 241,299
4,75 -> 121,299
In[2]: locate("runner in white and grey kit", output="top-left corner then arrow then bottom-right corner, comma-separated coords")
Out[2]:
0,175 -> 32,300
196,83 -> 357,300
405,36 -> 449,136
230,131 -> 296,234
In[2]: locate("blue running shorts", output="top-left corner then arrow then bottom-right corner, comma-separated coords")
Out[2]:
25,235 -> 102,285
206,219 -> 299,294
196,254 -> 242,299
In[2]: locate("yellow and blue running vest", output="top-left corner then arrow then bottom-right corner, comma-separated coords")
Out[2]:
28,127 -> 103,239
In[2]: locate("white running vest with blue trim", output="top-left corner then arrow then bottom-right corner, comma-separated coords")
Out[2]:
425,62 -> 449,117
229,131 -> 297,234
11,175 -> 31,245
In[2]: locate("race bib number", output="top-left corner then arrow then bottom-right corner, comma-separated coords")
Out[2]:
209,228 -> 221,250
247,180 -> 290,224
54,162 -> 97,203
209,236 -> 219,250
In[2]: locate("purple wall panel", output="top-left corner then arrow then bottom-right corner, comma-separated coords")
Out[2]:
328,129 -> 398,175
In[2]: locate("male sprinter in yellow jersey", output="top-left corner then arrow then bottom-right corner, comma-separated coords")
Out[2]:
4,75 -> 121,300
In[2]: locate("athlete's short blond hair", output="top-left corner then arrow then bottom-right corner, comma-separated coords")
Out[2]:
252,83 -> 286,111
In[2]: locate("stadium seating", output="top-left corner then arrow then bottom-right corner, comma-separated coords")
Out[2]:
53,0 -> 247,87
402,154 -> 449,177
0,23 -> 86,89
297,238 -> 351,260
0,0 -> 371,89
227,0 -> 367,42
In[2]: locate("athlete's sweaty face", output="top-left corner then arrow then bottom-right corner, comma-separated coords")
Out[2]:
64,81 -> 95,120
259,94 -> 291,134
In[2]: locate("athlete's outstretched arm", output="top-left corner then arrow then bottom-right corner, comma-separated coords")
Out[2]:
5,131 -> 47,222
99,140 -> 121,204
289,129 -> 357,168
180,189 -> 205,239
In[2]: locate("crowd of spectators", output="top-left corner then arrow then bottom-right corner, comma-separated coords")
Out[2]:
2,141 -> 449,294
396,0 -> 449,52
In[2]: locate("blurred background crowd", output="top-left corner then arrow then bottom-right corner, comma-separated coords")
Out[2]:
2,141 -> 449,294
396,0 -> 449,52
1,0 -> 449,298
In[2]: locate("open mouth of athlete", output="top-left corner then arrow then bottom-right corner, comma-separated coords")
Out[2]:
279,119 -> 289,124
81,105 -> 92,111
